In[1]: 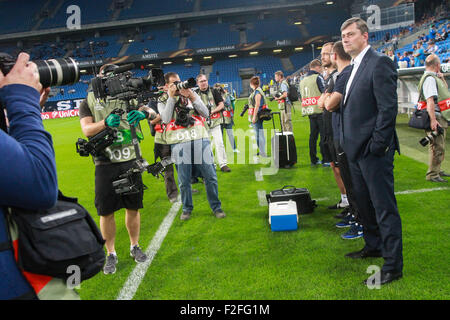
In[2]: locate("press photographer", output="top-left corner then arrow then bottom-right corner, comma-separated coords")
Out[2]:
158,72 -> 226,221
417,54 -> 449,182
0,52 -> 79,299
79,63 -> 161,275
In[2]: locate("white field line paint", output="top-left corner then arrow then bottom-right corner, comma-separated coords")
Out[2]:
257,190 -> 268,206
395,187 -> 449,195
255,169 -> 263,181
116,200 -> 182,300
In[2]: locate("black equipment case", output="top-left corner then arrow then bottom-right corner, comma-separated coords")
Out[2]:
271,112 -> 297,168
266,185 -> 316,214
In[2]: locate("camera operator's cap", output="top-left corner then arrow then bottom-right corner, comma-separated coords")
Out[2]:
99,64 -> 119,77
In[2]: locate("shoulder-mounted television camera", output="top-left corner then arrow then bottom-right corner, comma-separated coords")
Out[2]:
91,63 -> 165,105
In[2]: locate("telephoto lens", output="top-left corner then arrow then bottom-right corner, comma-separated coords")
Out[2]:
175,77 -> 196,91
0,53 -> 80,87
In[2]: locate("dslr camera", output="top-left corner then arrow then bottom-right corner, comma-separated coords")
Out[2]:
173,77 -> 196,91
75,109 -> 124,157
0,52 -> 80,87
269,92 -> 282,102
420,126 -> 444,146
172,78 -> 197,128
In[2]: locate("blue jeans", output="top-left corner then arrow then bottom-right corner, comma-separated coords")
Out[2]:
221,122 -> 237,150
252,120 -> 266,156
171,139 -> 222,213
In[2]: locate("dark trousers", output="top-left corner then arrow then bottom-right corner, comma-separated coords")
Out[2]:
347,146 -> 403,273
335,142 -> 360,222
154,143 -> 178,201
308,114 -> 326,164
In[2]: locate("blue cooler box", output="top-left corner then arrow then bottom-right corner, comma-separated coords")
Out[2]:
269,200 -> 298,231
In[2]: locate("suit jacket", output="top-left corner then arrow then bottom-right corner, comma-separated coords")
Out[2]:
340,47 -> 400,162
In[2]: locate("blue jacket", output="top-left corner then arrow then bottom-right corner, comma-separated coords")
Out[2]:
0,84 -> 58,300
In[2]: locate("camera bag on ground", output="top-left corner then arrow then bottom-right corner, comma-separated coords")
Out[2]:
408,109 -> 430,130
258,107 -> 272,121
271,112 -> 297,168
266,185 -> 317,214
9,191 -> 105,281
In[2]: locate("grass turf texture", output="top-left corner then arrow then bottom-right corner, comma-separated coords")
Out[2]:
44,99 -> 449,300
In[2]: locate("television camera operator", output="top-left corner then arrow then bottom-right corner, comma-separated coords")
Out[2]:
157,72 -> 226,221
79,63 -> 157,275
0,52 -> 79,299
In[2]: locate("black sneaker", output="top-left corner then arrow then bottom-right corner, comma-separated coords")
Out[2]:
334,207 -> 350,219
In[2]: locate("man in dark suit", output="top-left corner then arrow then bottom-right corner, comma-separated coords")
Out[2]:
340,17 -> 403,286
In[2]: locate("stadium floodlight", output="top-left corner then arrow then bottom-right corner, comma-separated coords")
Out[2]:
294,21 -> 303,25
184,58 -> 193,62
203,56 -> 212,59
295,47 -> 304,51
273,49 -> 282,53
128,39 -> 134,43
228,54 -> 237,58
326,1 -> 334,5
163,61 -> 172,65
249,51 -> 258,55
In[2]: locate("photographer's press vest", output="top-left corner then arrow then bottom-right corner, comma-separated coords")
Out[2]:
197,88 -> 229,128
154,93 -> 209,145
299,74 -> 323,116
249,87 -> 268,121
417,72 -> 450,121
86,92 -> 144,164
222,92 -> 233,125
276,80 -> 289,111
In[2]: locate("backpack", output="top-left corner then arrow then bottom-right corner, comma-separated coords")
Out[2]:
9,191 -> 105,281
287,82 -> 299,102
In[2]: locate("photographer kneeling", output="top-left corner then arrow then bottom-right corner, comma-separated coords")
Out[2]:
0,53 -> 78,299
157,72 -> 225,221
79,64 -> 156,275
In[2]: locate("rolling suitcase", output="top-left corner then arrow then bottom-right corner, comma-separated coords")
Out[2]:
271,112 -> 297,168
266,185 -> 316,214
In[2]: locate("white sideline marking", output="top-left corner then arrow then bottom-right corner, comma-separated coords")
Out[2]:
255,169 -> 263,181
395,187 -> 449,195
116,200 -> 182,300
257,190 -> 268,206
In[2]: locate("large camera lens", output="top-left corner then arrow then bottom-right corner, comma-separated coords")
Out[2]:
34,57 -> 80,87
175,77 -> 196,90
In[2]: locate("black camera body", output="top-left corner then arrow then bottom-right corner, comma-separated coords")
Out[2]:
269,92 -> 282,102
91,66 -> 164,104
112,157 -> 174,195
76,126 -> 119,157
420,126 -> 445,146
0,52 -> 79,88
175,106 -> 196,128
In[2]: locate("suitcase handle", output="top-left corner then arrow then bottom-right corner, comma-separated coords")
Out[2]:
281,185 -> 297,194
271,112 -> 283,134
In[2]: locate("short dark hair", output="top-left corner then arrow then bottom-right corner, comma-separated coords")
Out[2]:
332,41 -> 351,61
164,72 -> 178,84
275,71 -> 284,78
340,17 -> 369,35
309,59 -> 322,69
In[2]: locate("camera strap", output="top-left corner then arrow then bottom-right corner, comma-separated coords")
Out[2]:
0,102 -> 7,133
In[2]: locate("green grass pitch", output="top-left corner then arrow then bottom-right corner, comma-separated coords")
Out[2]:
43,98 -> 450,300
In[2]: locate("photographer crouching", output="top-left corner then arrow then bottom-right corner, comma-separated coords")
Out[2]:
0,53 -> 79,299
79,64 -> 157,275
158,72 -> 226,221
